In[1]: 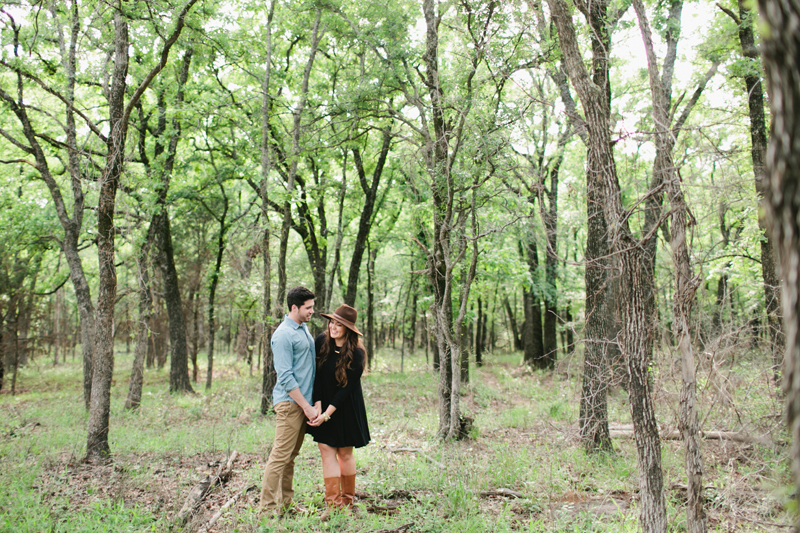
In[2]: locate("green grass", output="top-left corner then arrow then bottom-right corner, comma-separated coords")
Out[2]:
0,344 -> 793,532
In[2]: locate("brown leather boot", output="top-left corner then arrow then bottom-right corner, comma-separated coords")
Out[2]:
338,474 -> 356,508
320,477 -> 341,521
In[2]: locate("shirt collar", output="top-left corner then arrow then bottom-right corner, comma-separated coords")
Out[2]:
284,314 -> 303,329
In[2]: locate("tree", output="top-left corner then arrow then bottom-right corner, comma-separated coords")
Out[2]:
0,2 -> 97,410
757,0 -> 800,506
548,0 -> 667,528
86,0 -> 198,462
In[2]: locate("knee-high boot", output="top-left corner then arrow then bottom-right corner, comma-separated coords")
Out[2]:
339,474 -> 356,508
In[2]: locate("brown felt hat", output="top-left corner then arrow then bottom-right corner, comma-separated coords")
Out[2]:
319,304 -> 363,336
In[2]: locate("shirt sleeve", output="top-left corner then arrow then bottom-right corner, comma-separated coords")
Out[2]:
272,327 -> 299,393
329,348 -> 365,409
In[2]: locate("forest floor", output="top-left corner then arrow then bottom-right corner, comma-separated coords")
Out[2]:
0,343 -> 794,532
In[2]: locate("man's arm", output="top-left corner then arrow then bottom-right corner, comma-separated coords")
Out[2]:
272,329 -> 317,420
288,388 -> 318,420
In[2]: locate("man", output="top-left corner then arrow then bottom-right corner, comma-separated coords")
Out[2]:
260,286 -> 318,515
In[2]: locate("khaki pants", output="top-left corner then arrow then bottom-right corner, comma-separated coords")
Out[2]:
260,401 -> 306,510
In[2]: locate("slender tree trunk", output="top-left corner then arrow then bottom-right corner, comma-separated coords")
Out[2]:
366,241 -> 376,370
503,296 -> 522,351
344,133 -> 392,306
259,0 -> 278,414
85,10 -> 129,463
632,0 -> 706,528
521,240 -> 544,368
476,297 -> 484,366
206,184 -> 229,391
125,245 -> 153,411
156,213 -> 194,394
719,0 -> 783,376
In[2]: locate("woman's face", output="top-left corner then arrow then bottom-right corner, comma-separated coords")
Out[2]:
329,320 -> 346,341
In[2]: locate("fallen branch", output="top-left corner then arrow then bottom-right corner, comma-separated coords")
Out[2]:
388,447 -> 446,469
172,450 -> 238,530
479,488 -> 524,499
7,421 -> 40,437
197,484 -> 256,533
608,426 -> 772,446
367,501 -> 404,514
368,523 -> 414,533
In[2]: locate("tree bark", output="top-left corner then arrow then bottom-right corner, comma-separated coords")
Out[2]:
206,181 -> 229,391
756,0 -> 800,509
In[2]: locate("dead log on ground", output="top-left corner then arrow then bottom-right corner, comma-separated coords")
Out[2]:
197,484 -> 256,533
172,450 -> 238,530
608,426 -> 772,446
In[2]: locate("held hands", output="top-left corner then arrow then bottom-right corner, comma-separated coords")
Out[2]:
307,402 -> 323,426
308,411 -> 330,426
302,403 -> 318,422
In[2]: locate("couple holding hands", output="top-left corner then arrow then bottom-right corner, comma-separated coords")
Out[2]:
259,286 -> 371,518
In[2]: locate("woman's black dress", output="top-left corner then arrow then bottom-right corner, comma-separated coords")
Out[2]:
308,333 -> 371,448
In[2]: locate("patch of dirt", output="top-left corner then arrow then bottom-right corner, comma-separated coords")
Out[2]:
36,450 -> 263,530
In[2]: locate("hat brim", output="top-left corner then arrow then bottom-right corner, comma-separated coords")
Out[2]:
319,312 -> 363,336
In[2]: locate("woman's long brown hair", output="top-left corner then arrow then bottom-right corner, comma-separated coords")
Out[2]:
318,323 -> 365,387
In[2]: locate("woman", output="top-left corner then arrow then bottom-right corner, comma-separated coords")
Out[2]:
307,304 -> 370,514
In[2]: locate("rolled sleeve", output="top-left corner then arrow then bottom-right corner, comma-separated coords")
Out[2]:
272,331 -> 300,393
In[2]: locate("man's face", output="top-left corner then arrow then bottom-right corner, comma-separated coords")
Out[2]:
296,299 -> 314,323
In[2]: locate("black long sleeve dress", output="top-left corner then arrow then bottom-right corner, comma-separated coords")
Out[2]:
307,333 -> 371,448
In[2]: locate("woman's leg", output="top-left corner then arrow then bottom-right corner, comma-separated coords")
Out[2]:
336,447 -> 356,476
319,443 -> 342,510
319,443 -> 341,478
336,447 -> 357,507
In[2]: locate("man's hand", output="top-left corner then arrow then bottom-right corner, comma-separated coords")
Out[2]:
302,403 -> 318,421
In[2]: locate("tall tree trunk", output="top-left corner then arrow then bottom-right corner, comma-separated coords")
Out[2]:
277,9 -> 323,314
632,0 -> 706,529
260,0 -> 277,414
549,0 -> 666,528
155,209 -> 194,394
476,297 -> 484,367
85,1 -> 196,462
738,0 -> 783,374
206,183 -> 229,391
757,0 -> 800,509
572,0 -> 615,452
521,239 -> 544,368
86,10 -> 129,463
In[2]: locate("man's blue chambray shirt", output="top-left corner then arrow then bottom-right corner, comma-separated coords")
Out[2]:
271,314 -> 316,406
